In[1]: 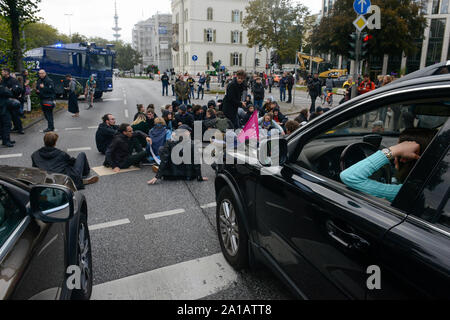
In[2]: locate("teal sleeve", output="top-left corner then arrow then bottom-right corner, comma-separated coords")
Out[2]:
340,151 -> 402,202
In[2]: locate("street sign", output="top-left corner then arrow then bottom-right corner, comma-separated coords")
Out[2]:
353,15 -> 368,32
353,0 -> 371,15
192,55 -> 198,62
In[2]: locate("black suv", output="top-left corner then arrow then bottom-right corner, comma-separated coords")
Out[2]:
0,166 -> 92,300
214,72 -> 450,299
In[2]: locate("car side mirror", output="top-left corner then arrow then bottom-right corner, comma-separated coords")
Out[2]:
30,185 -> 74,223
258,136 -> 288,167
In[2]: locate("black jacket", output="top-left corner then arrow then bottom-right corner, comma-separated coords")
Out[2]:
36,76 -> 56,100
95,123 -> 119,154
0,84 -> 13,115
222,79 -> 245,121
156,140 -> 202,180
307,78 -> 321,97
175,112 -> 194,129
31,147 -> 83,189
252,82 -> 265,100
0,76 -> 22,99
108,131 -> 148,169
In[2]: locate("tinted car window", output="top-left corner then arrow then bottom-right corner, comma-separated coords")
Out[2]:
0,185 -> 26,246
412,150 -> 450,229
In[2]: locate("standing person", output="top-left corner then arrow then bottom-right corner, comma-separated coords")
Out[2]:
268,74 -> 274,93
357,74 -> 376,95
307,73 -> 321,113
161,72 -> 169,96
186,74 -> 195,102
175,75 -> 190,105
286,72 -> 295,103
206,73 -> 211,92
0,75 -> 15,147
279,73 -> 287,102
36,69 -> 56,132
222,69 -> 246,129
95,114 -> 118,154
21,70 -> 31,117
252,77 -> 265,112
197,73 -> 206,100
31,132 -> 99,190
65,74 -> 79,118
170,71 -> 176,96
85,74 -> 96,109
1,68 -> 23,135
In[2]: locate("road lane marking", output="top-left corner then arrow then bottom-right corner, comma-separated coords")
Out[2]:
65,127 -> 83,131
39,129 -> 59,132
67,147 -> 91,152
200,202 -> 217,209
0,153 -> 23,159
91,253 -> 238,300
124,109 -> 129,118
88,126 -> 98,129
89,219 -> 131,231
144,208 -> 185,220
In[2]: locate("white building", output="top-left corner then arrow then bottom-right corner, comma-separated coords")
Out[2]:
171,0 -> 269,74
132,13 -> 173,72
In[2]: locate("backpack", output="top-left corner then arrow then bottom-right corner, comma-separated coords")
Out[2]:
75,80 -> 83,96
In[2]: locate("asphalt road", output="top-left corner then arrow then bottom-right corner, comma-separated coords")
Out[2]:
0,78 -> 294,300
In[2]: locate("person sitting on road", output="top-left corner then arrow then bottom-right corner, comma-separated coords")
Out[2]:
175,104 -> 194,129
193,105 -> 205,121
340,128 -> 436,202
147,125 -> 208,185
31,132 -> 99,190
133,104 -> 145,121
285,120 -> 300,135
95,113 -> 118,154
131,113 -> 150,147
146,107 -> 157,130
273,107 -> 288,127
294,109 -> 309,124
162,110 -> 177,131
146,117 -> 172,163
259,112 -> 285,136
242,105 -> 256,125
107,123 -> 152,173
202,108 -> 217,134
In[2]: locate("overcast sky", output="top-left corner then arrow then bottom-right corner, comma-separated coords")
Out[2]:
38,0 -> 322,43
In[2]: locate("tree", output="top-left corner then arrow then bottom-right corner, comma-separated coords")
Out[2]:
24,22 -> 70,49
70,33 -> 87,44
0,0 -> 41,71
115,43 -> 142,71
310,0 -> 427,59
243,0 -> 309,65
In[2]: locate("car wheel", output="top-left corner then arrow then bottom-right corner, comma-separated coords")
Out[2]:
71,214 -> 93,300
216,187 -> 248,270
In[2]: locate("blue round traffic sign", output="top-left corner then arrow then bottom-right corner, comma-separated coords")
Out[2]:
192,55 -> 198,62
353,0 -> 371,15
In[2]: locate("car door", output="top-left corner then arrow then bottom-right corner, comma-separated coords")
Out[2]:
379,126 -> 450,299
0,179 -> 66,300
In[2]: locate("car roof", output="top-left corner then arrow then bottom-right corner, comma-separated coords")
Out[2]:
394,61 -> 450,84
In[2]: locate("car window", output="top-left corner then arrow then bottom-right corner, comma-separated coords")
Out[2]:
411,150 -> 450,229
296,99 -> 449,200
0,185 -> 26,247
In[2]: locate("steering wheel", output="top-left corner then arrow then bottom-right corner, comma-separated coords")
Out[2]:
340,142 -> 391,184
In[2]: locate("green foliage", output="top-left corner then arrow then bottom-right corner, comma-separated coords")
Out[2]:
23,22 -> 70,49
311,0 -> 427,59
145,64 -> 159,74
243,0 -> 309,65
115,43 -> 142,71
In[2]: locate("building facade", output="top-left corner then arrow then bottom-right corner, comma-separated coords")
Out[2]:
132,13 -> 173,72
321,0 -> 450,75
171,0 -> 268,74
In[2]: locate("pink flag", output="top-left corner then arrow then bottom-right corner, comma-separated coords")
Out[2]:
238,111 -> 259,143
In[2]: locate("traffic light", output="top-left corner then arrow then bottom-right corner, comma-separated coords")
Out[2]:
255,58 -> 260,67
258,45 -> 263,52
349,32 -> 358,60
270,51 -> 279,65
361,33 -> 372,60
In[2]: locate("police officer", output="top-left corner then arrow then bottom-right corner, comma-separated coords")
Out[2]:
0,73 -> 15,147
1,68 -> 24,135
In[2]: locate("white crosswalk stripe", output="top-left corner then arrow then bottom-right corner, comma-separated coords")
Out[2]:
144,208 -> 185,220
0,153 -> 23,159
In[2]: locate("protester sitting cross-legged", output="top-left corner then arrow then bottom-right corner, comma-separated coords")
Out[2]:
146,117 -> 172,163
106,123 -> 152,173
31,132 -> 99,190
147,125 -> 208,185
95,113 -> 118,154
131,113 -> 150,148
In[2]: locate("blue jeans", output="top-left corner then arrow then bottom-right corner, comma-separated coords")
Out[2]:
177,98 -> 189,106
197,85 -> 204,99
190,87 -> 195,99
254,99 -> 263,111
162,84 -> 169,96
280,87 -> 286,101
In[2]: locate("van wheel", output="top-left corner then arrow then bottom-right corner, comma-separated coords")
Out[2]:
216,187 -> 248,270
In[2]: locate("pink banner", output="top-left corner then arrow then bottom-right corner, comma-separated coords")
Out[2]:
238,112 -> 259,143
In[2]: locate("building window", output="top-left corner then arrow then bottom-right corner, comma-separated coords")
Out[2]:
432,0 -> 440,14
231,31 -> 240,44
441,0 -> 449,13
426,18 -> 446,66
205,28 -> 215,42
230,52 -> 241,66
232,10 -> 240,23
206,51 -> 213,67
207,7 -> 213,21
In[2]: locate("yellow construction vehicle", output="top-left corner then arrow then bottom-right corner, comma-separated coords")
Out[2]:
297,52 -> 347,79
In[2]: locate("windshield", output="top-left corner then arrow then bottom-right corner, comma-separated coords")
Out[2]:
88,54 -> 112,71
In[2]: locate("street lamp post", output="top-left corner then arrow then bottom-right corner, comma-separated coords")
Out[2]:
65,13 -> 73,38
